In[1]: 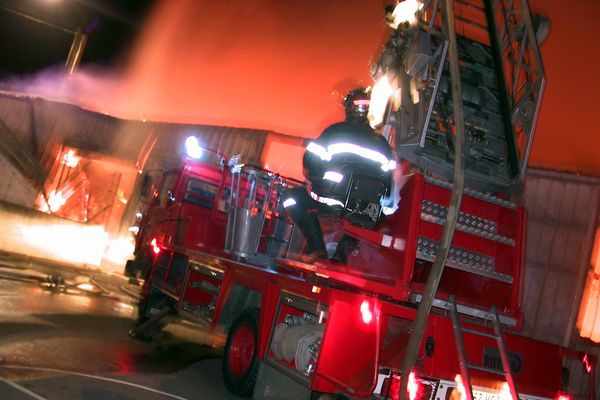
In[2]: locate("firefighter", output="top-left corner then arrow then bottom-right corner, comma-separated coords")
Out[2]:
284,88 -> 399,260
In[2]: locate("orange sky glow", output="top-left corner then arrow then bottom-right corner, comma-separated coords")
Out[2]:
60,0 -> 600,175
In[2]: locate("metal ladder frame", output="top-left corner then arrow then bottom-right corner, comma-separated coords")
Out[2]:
398,0 -> 542,396
448,295 -> 519,400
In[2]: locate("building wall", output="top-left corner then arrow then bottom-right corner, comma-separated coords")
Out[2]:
0,92 -> 269,172
0,152 -> 37,208
521,169 -> 600,394
0,92 -> 269,229
521,169 -> 600,344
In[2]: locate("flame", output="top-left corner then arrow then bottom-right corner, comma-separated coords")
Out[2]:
11,221 -> 134,270
39,189 -> 69,213
17,223 -> 109,266
103,236 -> 136,266
62,150 -> 80,168
368,75 -> 395,128
499,382 -> 513,400
454,374 -> 466,400
391,0 -> 423,28
577,271 -> 600,342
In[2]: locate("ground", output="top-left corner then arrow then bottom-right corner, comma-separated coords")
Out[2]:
0,252 -> 240,399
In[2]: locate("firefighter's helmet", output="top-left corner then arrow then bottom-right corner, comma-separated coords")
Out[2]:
343,87 -> 370,123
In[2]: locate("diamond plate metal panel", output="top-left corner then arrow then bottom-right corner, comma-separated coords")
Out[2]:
416,236 -> 511,283
420,200 -> 515,246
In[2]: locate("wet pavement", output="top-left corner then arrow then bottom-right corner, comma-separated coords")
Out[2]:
0,252 -> 239,399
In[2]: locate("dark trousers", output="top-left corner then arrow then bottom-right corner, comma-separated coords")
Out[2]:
284,186 -> 327,255
284,187 -> 361,262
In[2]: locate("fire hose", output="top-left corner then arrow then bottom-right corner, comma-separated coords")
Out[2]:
397,0 -> 466,398
271,316 -> 324,375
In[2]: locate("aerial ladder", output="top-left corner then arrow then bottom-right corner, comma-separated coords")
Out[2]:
368,0 -> 547,398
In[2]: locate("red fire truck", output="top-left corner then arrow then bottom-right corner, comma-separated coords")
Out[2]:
127,150 -> 595,399
126,1 -> 596,399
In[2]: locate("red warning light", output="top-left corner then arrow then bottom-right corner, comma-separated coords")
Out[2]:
583,353 -> 593,373
151,238 -> 160,254
554,392 -> 573,400
360,300 -> 373,324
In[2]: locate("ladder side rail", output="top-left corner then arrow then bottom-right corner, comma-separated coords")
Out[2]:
491,0 -> 546,181
491,306 -> 520,399
483,0 -> 521,180
449,296 -> 475,400
516,0 -> 546,181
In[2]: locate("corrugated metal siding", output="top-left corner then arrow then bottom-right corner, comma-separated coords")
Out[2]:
147,122 -> 267,170
0,93 -> 34,146
522,169 -> 600,344
0,92 -> 268,205
0,153 -> 37,207
521,169 -> 600,397
0,91 -> 267,164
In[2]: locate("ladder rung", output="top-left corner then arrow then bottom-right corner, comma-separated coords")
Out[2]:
468,363 -> 505,375
461,327 -> 499,339
449,295 -> 519,398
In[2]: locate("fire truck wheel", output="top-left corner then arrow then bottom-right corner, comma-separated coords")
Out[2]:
223,308 -> 260,398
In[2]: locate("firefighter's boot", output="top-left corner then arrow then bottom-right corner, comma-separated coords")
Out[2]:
331,234 -> 360,264
298,212 -> 327,260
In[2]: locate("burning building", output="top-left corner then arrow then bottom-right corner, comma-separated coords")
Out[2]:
0,91 -> 304,269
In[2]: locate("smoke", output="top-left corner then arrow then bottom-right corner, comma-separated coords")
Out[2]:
0,65 -> 127,117
119,0 -> 387,136
0,1 -> 389,138
2,0 -> 598,174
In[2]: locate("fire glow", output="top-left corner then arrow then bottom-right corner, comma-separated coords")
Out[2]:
0,202 -> 134,271
62,150 -> 80,168
39,190 -> 69,213
368,75 -> 395,128
0,0 -> 596,177
454,374 -> 516,400
390,0 -> 423,28
15,223 -> 134,270
17,223 -> 109,266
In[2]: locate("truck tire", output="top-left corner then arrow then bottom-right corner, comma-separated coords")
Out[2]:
222,308 -> 260,398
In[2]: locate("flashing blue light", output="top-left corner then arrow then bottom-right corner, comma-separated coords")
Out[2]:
185,136 -> 203,159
